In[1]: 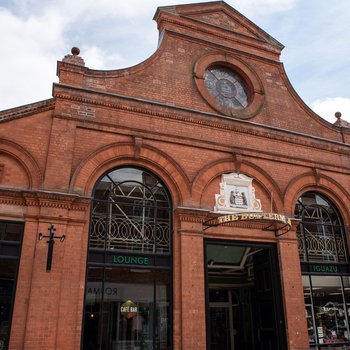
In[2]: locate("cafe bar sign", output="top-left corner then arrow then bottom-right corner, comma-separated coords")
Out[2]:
120,300 -> 138,319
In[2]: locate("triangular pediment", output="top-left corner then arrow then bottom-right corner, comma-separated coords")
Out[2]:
187,10 -> 254,36
156,1 -> 283,49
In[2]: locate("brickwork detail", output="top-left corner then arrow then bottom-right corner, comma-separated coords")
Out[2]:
1,2 -> 350,350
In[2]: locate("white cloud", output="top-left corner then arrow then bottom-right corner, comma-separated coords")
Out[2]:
233,0 -> 297,16
311,97 -> 350,123
82,45 -> 127,70
0,0 -> 166,110
270,2 -> 350,107
0,7 -> 66,109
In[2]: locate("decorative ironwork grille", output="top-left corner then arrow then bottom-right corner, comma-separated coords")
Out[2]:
90,168 -> 171,253
295,192 -> 347,263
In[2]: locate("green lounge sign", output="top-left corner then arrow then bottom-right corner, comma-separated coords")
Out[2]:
113,255 -> 150,266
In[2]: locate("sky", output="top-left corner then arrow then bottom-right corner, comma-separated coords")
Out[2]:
1,0 -> 350,124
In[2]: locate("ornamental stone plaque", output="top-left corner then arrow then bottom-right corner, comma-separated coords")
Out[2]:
214,173 -> 262,213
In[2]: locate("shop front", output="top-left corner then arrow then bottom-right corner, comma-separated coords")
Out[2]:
82,167 -> 172,350
81,167 -> 296,350
297,192 -> 350,349
205,241 -> 287,350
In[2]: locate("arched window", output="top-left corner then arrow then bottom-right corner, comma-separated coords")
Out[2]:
295,192 -> 347,263
83,167 -> 172,350
90,167 -> 171,253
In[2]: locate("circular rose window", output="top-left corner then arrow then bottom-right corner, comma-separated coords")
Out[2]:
194,54 -> 265,119
204,66 -> 249,110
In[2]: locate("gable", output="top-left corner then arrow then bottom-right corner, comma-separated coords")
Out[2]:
187,10 -> 255,37
51,1 -> 344,141
157,1 -> 283,49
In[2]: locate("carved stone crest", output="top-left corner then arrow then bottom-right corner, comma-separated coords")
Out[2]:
214,173 -> 262,213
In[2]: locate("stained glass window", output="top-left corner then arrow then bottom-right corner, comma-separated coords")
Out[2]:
204,66 -> 249,110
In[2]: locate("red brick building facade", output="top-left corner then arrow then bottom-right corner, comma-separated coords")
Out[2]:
1,2 -> 350,350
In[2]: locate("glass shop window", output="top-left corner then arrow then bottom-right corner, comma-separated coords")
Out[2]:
311,276 -> 348,345
83,268 -> 170,350
83,167 -> 172,350
297,192 -> 350,349
303,276 -> 317,346
303,275 -> 350,349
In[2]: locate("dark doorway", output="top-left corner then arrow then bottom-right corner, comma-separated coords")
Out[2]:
205,241 -> 286,350
0,221 -> 23,350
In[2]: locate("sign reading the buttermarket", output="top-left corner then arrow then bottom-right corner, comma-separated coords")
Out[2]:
203,212 -> 292,236
217,212 -> 291,226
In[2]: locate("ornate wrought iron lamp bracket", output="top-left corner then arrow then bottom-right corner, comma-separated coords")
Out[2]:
38,224 -> 66,271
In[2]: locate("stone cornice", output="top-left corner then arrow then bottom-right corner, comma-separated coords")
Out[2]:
175,207 -> 210,223
0,190 -> 25,206
53,83 -> 350,156
0,99 -> 55,123
0,188 -> 91,211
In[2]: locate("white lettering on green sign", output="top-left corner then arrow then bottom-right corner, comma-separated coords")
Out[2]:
311,265 -> 338,273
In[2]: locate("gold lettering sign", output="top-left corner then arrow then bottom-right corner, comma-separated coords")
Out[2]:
217,212 -> 291,226
120,300 -> 138,319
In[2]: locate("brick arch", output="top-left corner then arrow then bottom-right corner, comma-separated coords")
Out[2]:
284,172 -> 350,223
192,158 -> 283,211
0,139 -> 42,189
70,142 -> 190,205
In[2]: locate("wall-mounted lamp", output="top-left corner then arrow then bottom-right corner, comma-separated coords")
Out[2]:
38,224 -> 66,271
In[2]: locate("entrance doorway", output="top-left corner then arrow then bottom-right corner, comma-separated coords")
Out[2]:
205,241 -> 286,350
0,221 -> 23,350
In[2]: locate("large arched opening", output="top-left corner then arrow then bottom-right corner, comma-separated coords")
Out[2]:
82,166 -> 172,350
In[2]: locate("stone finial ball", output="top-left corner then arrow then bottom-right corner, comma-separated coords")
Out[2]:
71,47 -> 80,56
335,111 -> 342,119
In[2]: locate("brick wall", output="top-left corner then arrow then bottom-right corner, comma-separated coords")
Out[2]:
0,2 -> 349,349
